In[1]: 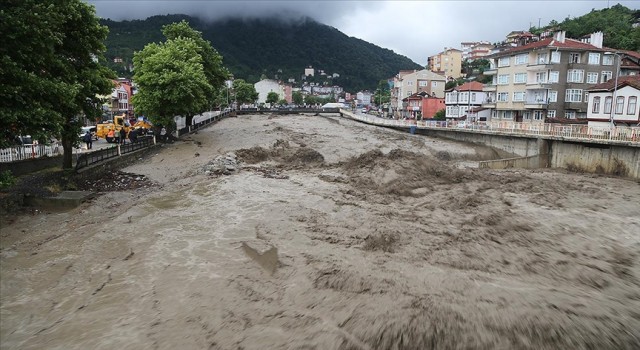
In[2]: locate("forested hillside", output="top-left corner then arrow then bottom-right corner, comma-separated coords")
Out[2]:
101,15 -> 422,91
530,4 -> 640,50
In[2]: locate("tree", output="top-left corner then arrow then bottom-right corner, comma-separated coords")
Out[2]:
373,80 -> 391,106
162,20 -> 229,113
233,79 -> 258,105
0,0 -> 115,168
266,92 -> 279,105
292,91 -> 304,105
433,109 -> 446,121
133,20 -> 230,128
133,37 -> 212,132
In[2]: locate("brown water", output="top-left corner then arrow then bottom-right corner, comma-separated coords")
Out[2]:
2,114 -> 639,349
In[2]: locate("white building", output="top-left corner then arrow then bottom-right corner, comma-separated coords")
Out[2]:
587,75 -> 640,127
356,91 -> 373,106
304,66 -> 315,77
445,81 -> 487,120
254,79 -> 283,104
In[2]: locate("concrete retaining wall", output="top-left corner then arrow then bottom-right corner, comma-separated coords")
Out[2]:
0,155 -> 63,177
550,141 -> 640,178
416,129 -> 541,157
479,155 -> 542,170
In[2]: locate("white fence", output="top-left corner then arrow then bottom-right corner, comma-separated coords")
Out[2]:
0,143 -> 63,163
345,111 -> 640,144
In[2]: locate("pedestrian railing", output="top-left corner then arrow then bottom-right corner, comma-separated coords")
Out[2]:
0,143 -> 63,163
176,109 -> 233,137
74,136 -> 154,171
343,111 -> 640,145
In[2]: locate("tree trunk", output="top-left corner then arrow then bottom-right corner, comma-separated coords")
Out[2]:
62,135 -> 74,169
185,114 -> 194,127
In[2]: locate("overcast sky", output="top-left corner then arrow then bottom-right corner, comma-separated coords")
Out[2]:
88,1 -> 638,66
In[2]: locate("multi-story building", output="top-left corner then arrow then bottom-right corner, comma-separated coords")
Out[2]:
255,79 -> 283,104
461,41 -> 493,61
445,81 -> 486,120
427,48 -> 463,79
586,75 -> 640,128
402,92 -> 445,119
393,69 -> 446,115
481,31 -> 640,123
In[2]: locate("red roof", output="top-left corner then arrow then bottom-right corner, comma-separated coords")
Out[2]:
587,75 -> 640,92
452,81 -> 484,92
494,37 -> 609,56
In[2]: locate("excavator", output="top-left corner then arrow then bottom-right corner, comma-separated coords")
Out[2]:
96,115 -> 153,143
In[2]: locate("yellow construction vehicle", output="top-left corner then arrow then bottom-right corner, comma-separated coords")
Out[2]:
96,115 -> 131,143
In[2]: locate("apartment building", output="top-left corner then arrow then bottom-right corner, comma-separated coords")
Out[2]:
461,41 -> 493,61
402,92 -> 445,119
444,81 -> 486,120
427,48 -> 463,79
393,69 -> 446,114
481,31 -> 638,123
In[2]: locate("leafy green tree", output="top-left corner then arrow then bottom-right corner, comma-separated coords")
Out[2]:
0,0 -> 115,168
373,80 -> 391,106
162,20 -> 229,108
433,109 -> 446,121
292,91 -> 304,105
232,79 -> 258,105
266,92 -> 279,105
278,99 -> 288,106
133,37 -> 212,132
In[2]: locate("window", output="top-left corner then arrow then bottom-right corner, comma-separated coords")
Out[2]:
549,71 -> 559,83
418,81 -> 427,87
501,111 -> 513,119
515,54 -> 528,65
514,73 -> 527,84
407,81 -> 413,86
586,72 -> 598,84
567,69 -> 584,83
592,96 -> 601,113
615,96 -> 624,114
588,53 -> 600,65
497,74 -> 509,85
523,111 -> 531,120
551,51 -> 561,63
570,53 -> 581,63
513,92 -> 525,101
603,55 -> 614,65
471,93 -> 476,102
548,91 -> 558,102
601,71 -> 612,83
533,110 -> 544,120
536,53 -> 548,64
565,111 -> 576,119
497,92 -> 508,102
604,96 -> 612,114
565,89 -> 582,102
547,110 -> 556,118
628,96 -> 637,115
535,72 -> 547,83
432,81 -> 438,88
498,56 -> 510,67
460,92 -> 468,102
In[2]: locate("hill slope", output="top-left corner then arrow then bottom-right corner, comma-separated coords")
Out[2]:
101,15 -> 422,92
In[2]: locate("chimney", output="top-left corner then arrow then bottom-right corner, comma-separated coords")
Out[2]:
590,31 -> 603,48
553,31 -> 566,43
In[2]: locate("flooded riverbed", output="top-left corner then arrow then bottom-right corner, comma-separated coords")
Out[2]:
2,114 -> 639,349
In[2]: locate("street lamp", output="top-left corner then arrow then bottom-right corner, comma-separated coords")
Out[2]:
605,51 -> 621,130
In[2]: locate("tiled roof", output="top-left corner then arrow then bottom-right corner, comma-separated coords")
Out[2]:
587,75 -> 640,92
492,37 -> 608,56
452,81 -> 484,92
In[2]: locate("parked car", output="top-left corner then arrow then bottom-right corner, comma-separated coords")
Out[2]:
79,126 -> 98,141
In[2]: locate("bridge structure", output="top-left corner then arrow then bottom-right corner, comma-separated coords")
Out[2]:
338,109 -> 640,179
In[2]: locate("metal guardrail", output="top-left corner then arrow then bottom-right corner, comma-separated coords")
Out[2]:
177,109 -> 232,136
342,110 -> 640,145
74,136 -> 154,171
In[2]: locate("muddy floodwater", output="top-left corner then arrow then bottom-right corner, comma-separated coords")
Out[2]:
1,114 -> 640,349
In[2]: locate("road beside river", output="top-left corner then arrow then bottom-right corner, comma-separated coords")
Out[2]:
2,113 -> 639,349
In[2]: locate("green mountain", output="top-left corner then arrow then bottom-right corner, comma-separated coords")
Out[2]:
101,15 -> 422,92
530,4 -> 640,51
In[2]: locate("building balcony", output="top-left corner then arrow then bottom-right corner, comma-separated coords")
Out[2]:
483,84 -> 497,92
481,99 -> 496,108
524,100 -> 548,109
525,81 -> 550,90
483,68 -> 497,75
526,62 -> 554,71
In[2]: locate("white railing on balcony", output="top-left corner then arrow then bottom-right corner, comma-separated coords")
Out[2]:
0,143 -> 63,163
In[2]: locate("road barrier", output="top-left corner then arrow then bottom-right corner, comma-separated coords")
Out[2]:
0,143 -> 63,163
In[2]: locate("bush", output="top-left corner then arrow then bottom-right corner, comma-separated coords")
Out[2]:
0,170 -> 16,189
